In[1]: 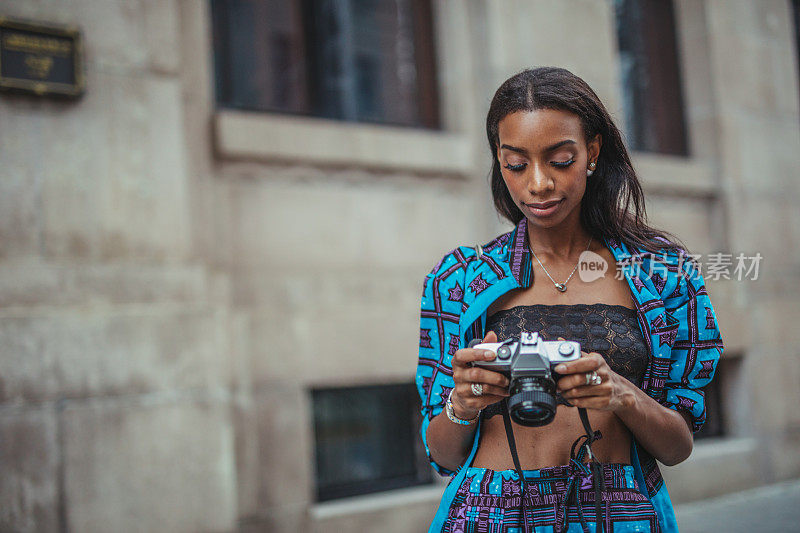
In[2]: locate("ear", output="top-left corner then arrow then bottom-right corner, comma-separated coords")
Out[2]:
587,134 -> 602,163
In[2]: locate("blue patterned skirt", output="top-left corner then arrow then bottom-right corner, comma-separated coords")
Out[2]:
442,463 -> 660,533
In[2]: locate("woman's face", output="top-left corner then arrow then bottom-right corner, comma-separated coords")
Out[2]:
495,109 -> 601,230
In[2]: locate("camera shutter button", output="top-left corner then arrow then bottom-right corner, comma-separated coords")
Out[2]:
497,345 -> 512,360
558,342 -> 574,356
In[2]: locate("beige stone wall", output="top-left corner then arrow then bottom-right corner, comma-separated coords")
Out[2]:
0,0 -> 798,532
0,0 -> 237,531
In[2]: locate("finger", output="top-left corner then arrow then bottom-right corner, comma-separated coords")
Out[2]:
556,374 -> 586,392
453,347 -> 498,366
453,367 -> 506,388
557,369 -> 608,392
483,330 -> 498,343
474,384 -> 510,398
454,386 -> 505,408
463,367 -> 510,388
554,352 -> 603,374
566,396 -> 609,410
476,394 -> 507,407
561,384 -> 609,399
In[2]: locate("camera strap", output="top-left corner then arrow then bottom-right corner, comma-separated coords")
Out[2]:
501,398 -> 534,533
576,407 -> 605,533
501,401 -> 605,533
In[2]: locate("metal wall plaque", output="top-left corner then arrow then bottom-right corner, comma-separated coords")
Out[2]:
0,17 -> 84,97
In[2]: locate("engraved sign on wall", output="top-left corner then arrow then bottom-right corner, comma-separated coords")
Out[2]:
0,17 -> 84,97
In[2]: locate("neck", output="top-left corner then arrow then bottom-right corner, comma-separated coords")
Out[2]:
525,217 -> 593,261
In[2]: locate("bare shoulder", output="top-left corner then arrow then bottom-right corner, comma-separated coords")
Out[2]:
588,241 -> 637,307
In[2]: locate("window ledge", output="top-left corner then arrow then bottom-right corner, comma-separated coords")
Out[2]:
310,483 -> 445,520
689,436 -> 757,460
214,110 -> 473,176
631,152 -> 718,197
661,437 -> 759,503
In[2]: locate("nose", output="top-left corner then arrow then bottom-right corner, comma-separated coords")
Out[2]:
526,162 -> 555,196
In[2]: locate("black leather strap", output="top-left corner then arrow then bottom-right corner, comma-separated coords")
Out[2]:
577,407 -> 604,533
501,399 -> 534,533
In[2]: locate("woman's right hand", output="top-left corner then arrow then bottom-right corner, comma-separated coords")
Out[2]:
450,330 -> 510,419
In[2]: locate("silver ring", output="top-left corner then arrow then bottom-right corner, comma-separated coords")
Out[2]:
585,371 -> 602,386
471,383 -> 483,396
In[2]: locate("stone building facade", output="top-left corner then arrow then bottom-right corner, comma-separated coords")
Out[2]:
0,1 -> 798,532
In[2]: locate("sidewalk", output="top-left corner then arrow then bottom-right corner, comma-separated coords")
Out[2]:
675,479 -> 800,532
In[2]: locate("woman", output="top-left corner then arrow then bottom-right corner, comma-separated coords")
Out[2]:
415,67 -> 724,532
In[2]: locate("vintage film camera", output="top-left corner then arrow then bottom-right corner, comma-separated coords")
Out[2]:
471,331 -> 581,426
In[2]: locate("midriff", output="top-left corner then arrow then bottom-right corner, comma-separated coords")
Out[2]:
471,302 -> 647,469
471,407 -> 632,470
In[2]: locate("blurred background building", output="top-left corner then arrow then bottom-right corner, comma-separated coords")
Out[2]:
0,0 -> 798,532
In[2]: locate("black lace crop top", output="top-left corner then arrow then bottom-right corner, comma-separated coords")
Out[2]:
481,303 -> 650,418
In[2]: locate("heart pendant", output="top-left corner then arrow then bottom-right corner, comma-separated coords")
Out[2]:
555,283 -> 567,292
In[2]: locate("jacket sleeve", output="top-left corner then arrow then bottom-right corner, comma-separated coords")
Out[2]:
414,256 -> 464,476
659,256 -> 724,433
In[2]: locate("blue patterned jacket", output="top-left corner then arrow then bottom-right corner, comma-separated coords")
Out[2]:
415,217 -> 724,532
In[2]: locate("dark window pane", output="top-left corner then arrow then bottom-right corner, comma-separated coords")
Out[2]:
695,359 -> 726,440
312,383 -> 432,501
211,0 -> 440,129
695,380 -> 723,439
212,0 -> 310,114
615,0 -> 688,155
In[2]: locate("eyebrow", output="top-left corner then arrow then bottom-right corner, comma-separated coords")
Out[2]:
500,139 -> 577,154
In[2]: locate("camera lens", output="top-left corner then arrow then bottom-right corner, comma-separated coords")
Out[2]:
508,377 -> 557,426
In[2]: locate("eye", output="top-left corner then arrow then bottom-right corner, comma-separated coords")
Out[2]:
503,162 -> 527,172
551,158 -> 575,168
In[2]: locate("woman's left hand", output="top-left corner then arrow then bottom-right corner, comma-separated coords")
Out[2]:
553,337 -> 636,412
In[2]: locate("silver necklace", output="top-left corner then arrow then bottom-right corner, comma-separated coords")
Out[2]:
530,236 -> 593,292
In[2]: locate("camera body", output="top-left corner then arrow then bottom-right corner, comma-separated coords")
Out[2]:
472,331 -> 581,426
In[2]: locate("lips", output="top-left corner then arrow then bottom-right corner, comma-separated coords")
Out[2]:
526,199 -> 562,209
524,198 -> 563,217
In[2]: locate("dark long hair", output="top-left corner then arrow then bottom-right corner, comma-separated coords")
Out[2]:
487,67 -> 687,255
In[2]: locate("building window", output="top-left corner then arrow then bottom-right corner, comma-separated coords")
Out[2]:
695,376 -> 723,439
311,382 -> 432,501
694,357 -> 731,440
614,0 -> 689,156
210,0 -> 440,129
